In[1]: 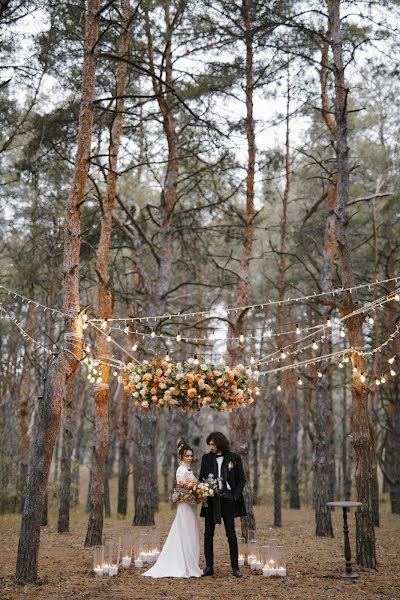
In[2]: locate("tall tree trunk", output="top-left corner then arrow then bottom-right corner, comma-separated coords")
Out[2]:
17,300 -> 34,512
85,0 -> 130,546
57,372 -> 76,533
117,385 -> 130,516
328,0 -> 377,568
285,311 -> 300,509
15,0 -> 99,581
227,0 -> 257,539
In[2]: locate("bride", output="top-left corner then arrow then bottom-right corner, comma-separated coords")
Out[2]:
142,440 -> 202,578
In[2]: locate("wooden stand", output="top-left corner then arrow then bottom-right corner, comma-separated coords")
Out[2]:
326,501 -> 362,579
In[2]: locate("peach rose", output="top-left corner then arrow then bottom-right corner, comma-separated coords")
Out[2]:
187,388 -> 197,398
143,373 -> 152,381
216,378 -> 224,387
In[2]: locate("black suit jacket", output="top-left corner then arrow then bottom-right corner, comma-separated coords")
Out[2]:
199,451 -> 247,522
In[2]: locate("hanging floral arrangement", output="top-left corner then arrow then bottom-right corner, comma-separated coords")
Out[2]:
122,356 -> 259,411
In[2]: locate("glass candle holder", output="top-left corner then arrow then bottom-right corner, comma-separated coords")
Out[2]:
104,535 -> 121,576
275,545 -> 287,576
93,545 -> 104,576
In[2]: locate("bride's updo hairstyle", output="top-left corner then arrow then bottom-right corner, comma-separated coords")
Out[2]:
177,439 -> 193,461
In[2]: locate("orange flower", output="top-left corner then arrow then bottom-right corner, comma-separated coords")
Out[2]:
143,373 -> 152,381
186,373 -> 195,383
150,386 -> 158,395
216,378 -> 224,387
187,388 -> 197,398
156,368 -> 163,377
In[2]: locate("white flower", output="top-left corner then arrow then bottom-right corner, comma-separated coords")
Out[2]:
237,363 -> 245,369
134,374 -> 141,383
201,363 -> 208,371
133,391 -> 139,398
176,362 -> 182,371
237,388 -> 243,395
140,389 -> 146,397
165,369 -> 171,376
187,357 -> 195,364
128,374 -> 135,382
176,373 -> 184,380
136,382 -> 142,390
141,400 -> 149,408
142,360 -> 149,365
159,382 -> 166,389
208,473 -> 214,479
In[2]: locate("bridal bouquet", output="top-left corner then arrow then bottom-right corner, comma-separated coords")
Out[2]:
174,477 -> 222,506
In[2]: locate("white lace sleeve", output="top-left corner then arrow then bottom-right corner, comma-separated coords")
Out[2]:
176,465 -> 187,484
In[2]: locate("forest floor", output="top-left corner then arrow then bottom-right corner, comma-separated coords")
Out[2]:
0,503 -> 400,600
0,496 -> 399,600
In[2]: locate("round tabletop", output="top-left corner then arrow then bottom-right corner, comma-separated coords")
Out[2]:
326,501 -> 362,508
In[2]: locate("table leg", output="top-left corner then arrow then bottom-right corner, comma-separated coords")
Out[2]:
341,507 -> 358,579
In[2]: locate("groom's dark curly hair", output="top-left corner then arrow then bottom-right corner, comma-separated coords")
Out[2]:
206,431 -> 230,453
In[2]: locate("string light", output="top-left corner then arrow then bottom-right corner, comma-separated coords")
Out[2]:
132,343 -> 138,351
390,369 -> 396,377
250,355 -> 255,365
312,339 -> 318,350
296,323 -> 301,335
368,314 -> 374,325
280,348 -> 286,359
176,331 -> 181,342
239,332 -> 245,343
360,372 -> 366,383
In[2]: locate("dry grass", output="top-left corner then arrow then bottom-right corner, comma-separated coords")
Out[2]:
0,496 -> 399,600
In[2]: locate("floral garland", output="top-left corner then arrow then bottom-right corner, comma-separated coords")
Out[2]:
122,356 -> 259,411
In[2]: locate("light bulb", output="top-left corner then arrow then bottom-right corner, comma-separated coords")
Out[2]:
96,376 -> 102,383
344,356 -> 349,363
368,314 -> 374,325
151,328 -> 156,338
277,384 -> 282,392
353,367 -> 358,374
107,335 -> 111,342
296,324 -> 301,335
327,318 -> 332,328
338,361 -> 343,369
280,349 -> 286,360
267,329 -> 272,338
124,326 -> 129,334
176,331 -> 181,342
312,339 -> 318,350
388,357 -> 395,365
395,293 -> 399,301
83,323 -> 88,330
194,355 -> 199,365
298,378 -> 303,386
375,378 -> 380,385
82,314 -> 88,322
380,375 -> 386,384
165,352 -> 170,362
250,355 -> 255,365
113,370 -> 118,377
101,320 -> 108,330
340,329 -> 346,338
132,343 -> 138,351
390,369 -> 396,377
360,372 -> 366,383
239,332 -> 245,343
317,370 -> 322,378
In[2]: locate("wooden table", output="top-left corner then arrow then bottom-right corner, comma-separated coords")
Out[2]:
326,501 -> 362,579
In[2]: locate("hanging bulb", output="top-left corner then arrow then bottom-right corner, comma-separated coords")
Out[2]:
388,357 -> 395,365
219,356 -> 224,365
113,370 -> 118,377
317,370 -> 323,378
395,293 -> 400,301
83,323 -> 88,330
338,361 -> 343,369
327,317 -> 332,328
96,376 -> 102,384
124,325 -> 129,334
368,314 -> 374,325
277,384 -> 282,392
375,377 -> 380,386
101,319 -> 108,330
340,329 -> 346,338
312,339 -> 318,350
353,366 -> 358,374
250,355 -> 255,365
298,378 -> 303,386
267,329 -> 272,338
360,372 -> 366,383
176,331 -> 181,342
239,332 -> 245,344
107,334 -> 111,342
132,343 -> 138,352
151,328 -> 156,338
380,375 -> 386,384
343,356 -> 349,363
390,369 -> 396,377
280,348 -> 286,360
296,323 -> 301,335
194,354 -> 199,365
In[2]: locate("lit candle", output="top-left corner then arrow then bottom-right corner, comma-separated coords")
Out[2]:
94,566 -> 103,576
108,565 -> 118,576
277,567 -> 286,576
255,561 -> 263,569
262,567 -> 271,577
101,563 -> 110,575
135,558 -> 144,568
121,556 -> 131,568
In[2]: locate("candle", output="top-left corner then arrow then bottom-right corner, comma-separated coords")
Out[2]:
277,567 -> 286,576
94,566 -> 103,576
255,561 -> 262,569
108,566 -> 118,576
238,556 -> 244,567
262,567 -> 271,577
135,558 -> 144,568
148,553 -> 156,563
121,556 -> 131,568
101,563 -> 110,574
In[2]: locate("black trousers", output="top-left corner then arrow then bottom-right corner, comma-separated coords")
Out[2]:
204,498 -> 239,570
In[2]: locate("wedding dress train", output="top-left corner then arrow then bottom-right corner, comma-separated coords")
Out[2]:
142,463 -> 202,578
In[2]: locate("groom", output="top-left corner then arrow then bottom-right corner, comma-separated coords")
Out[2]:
199,431 -> 246,578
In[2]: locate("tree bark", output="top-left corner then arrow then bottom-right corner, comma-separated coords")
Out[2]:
327,0 -> 377,568
85,0 -> 130,546
15,0 -> 98,582
117,385 -> 130,516
57,372 -> 76,533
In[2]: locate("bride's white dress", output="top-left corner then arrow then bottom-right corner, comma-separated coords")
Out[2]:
142,463 -> 202,578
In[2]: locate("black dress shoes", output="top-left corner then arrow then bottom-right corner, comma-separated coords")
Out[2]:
201,566 -> 214,576
232,568 -> 243,578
